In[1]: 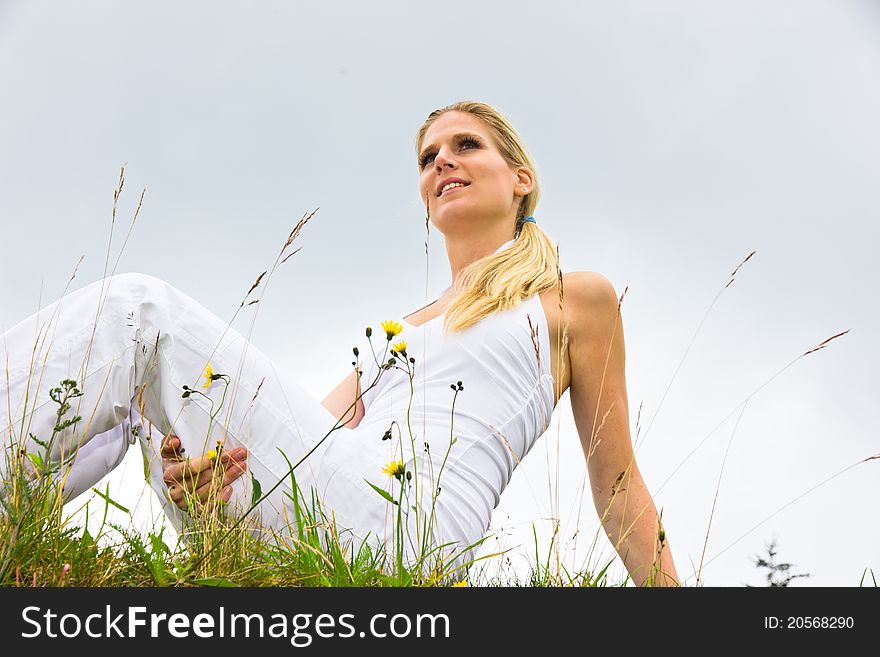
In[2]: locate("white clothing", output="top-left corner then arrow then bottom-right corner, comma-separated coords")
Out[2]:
322,237 -> 556,569
0,272 -> 355,554
1,239 -> 555,575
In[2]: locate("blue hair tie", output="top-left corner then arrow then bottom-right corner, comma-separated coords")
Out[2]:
521,216 -> 536,225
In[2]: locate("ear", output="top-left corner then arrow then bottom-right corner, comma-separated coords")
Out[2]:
514,167 -> 535,197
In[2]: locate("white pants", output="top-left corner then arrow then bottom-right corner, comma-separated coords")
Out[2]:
0,272 -> 348,541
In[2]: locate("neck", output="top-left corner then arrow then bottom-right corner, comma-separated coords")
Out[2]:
443,228 -> 517,290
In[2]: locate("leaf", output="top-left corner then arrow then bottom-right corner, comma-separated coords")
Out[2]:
276,449 -> 305,542
192,577 -> 238,587
149,532 -> 171,557
364,479 -> 397,505
251,474 -> 262,507
375,573 -> 400,586
90,486 -> 131,514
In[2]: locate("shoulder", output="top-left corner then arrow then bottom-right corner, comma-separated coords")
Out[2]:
560,271 -> 622,347
562,271 -> 620,314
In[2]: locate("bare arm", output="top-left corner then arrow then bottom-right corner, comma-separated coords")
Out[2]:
567,272 -> 680,587
321,368 -> 366,429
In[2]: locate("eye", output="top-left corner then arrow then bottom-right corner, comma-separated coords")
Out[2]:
459,136 -> 480,151
419,135 -> 482,169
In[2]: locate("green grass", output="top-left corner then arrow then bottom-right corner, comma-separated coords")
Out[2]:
0,457 -> 624,587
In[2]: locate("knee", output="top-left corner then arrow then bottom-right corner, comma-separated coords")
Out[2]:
108,271 -> 165,291
104,271 -> 172,302
97,271 -> 172,315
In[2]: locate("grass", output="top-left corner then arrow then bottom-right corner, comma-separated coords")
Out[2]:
0,420 -> 618,587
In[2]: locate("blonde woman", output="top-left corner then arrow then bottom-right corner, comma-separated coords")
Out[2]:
1,101 -> 679,587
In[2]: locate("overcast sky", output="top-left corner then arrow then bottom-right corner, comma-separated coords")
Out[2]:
1,0 -> 877,586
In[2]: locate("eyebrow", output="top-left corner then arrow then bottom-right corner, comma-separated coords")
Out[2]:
418,132 -> 483,161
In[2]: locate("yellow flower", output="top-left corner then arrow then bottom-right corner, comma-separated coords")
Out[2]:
382,460 -> 406,478
205,440 -> 222,461
202,362 -> 215,388
391,339 -> 407,354
380,320 -> 403,340
451,580 -> 468,587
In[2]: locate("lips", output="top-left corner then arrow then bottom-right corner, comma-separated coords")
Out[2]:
440,184 -> 468,197
436,177 -> 470,197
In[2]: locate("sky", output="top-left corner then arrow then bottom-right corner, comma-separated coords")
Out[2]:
1,0 -> 877,586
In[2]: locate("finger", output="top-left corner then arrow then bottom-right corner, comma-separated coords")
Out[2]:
172,484 -> 209,512
222,459 -> 248,485
177,459 -> 224,493
176,458 -> 246,501
160,434 -> 185,459
213,469 -> 246,514
201,485 -> 236,514
168,482 -> 184,506
186,456 -> 245,493
163,460 -> 189,485
159,434 -> 175,455
190,474 -> 238,513
192,477 -> 224,504
219,447 -> 248,465
162,454 -> 216,485
220,451 -> 248,472
170,477 -> 219,511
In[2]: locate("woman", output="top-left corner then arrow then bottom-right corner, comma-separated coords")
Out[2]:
0,101 -> 679,586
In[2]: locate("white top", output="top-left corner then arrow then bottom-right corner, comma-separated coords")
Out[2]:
320,238 -> 557,570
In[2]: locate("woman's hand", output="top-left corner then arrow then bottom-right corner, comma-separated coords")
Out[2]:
160,434 -> 248,513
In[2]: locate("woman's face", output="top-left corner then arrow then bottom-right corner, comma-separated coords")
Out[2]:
418,111 -> 528,234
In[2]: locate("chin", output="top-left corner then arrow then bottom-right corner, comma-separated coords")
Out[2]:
432,201 -> 476,221
430,211 -> 468,233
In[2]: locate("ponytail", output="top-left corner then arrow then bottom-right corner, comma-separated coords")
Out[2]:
442,219 -> 558,334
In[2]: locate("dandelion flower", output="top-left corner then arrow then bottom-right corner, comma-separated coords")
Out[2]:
202,362 -> 215,388
205,439 -> 224,461
451,580 -> 468,587
391,339 -> 408,354
380,320 -> 403,340
382,460 -> 406,478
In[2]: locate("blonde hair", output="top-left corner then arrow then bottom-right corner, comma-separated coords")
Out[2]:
415,100 -> 560,335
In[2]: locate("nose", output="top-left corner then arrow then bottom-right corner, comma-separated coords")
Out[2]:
433,146 -> 456,172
